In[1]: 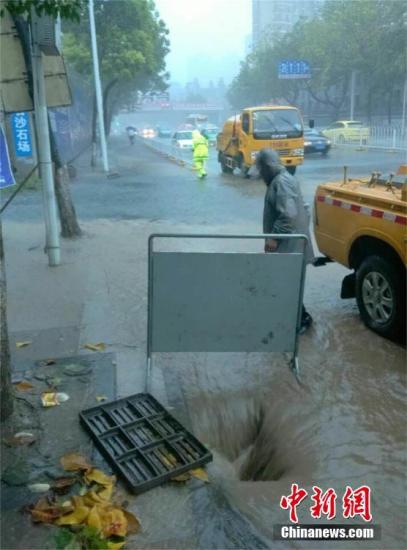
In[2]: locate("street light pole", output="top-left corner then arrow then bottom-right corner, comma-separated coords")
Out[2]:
88,0 -> 109,172
350,70 -> 356,121
31,16 -> 61,267
401,74 -> 407,138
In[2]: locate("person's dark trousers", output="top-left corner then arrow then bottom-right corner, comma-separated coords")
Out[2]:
300,305 -> 313,333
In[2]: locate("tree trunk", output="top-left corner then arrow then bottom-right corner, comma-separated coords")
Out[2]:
48,116 -> 82,238
54,167 -> 82,238
0,221 -> 14,422
103,79 -> 118,137
387,89 -> 393,125
91,93 -> 97,168
366,88 -> 373,123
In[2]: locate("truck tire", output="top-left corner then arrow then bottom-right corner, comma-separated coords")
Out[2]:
355,255 -> 406,342
220,155 -> 233,174
287,166 -> 296,175
241,165 -> 251,178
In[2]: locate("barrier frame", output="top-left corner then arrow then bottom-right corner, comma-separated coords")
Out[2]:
145,233 -> 308,391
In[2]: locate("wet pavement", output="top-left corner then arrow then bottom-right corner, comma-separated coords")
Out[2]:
3,135 -> 405,227
2,137 -> 406,548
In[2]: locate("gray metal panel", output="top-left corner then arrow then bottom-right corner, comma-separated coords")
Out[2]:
151,252 -> 304,353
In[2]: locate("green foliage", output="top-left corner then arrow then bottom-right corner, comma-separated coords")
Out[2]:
63,0 -> 169,93
54,526 -> 109,550
2,0 -> 85,21
228,0 -> 407,112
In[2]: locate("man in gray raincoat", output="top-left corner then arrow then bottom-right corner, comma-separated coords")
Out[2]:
256,148 -> 314,333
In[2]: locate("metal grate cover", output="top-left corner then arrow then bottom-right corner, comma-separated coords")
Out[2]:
80,393 -> 212,494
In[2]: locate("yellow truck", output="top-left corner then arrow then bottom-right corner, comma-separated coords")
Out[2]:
314,166 -> 406,341
216,105 -> 304,176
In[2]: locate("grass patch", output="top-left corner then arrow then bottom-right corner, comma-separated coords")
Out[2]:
1,171 -> 42,196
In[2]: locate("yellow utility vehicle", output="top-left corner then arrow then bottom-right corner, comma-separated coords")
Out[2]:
216,105 -> 304,176
314,166 -> 406,341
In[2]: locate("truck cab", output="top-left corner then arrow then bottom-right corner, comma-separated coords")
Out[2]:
314,167 -> 406,341
216,105 -> 304,176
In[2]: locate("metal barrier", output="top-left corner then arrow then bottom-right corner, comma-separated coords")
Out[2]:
145,233 -> 308,392
331,125 -> 406,151
137,135 -> 194,168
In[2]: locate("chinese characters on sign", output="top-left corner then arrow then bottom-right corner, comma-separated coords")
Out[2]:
11,112 -> 33,157
280,484 -> 372,523
278,60 -> 311,79
0,126 -> 16,189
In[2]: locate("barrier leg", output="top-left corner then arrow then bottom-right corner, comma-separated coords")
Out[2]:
145,356 -> 152,393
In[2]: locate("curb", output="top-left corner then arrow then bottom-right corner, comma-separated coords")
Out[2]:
137,137 -> 195,171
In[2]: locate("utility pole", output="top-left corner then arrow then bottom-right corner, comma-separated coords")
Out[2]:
401,74 -> 407,139
31,14 -> 61,266
88,0 -> 109,172
350,70 -> 356,121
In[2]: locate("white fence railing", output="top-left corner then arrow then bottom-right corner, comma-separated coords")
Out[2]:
136,135 -> 194,167
330,125 -> 407,151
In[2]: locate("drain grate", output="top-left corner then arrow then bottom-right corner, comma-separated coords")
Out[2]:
80,393 -> 212,493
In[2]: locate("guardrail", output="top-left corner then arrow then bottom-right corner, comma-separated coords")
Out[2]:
136,135 -> 195,168
330,125 -> 407,151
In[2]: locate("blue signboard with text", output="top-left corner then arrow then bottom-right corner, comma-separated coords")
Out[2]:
11,112 -> 33,157
0,126 -> 16,188
278,60 -> 311,79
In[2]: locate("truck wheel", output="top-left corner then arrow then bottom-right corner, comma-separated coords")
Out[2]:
355,255 -> 406,342
287,166 -> 296,175
241,165 -> 251,178
220,155 -> 233,174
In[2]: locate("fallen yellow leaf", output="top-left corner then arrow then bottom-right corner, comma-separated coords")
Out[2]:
102,507 -> 127,538
83,342 -> 106,352
123,509 -> 141,535
190,468 -> 209,483
107,542 -> 125,550
16,341 -> 32,348
171,473 -> 191,482
30,497 -> 71,524
55,505 -> 90,526
84,468 -> 115,487
60,452 -> 92,472
96,395 -> 108,402
83,490 -> 108,506
87,504 -> 103,531
14,381 -> 34,391
98,484 -> 114,502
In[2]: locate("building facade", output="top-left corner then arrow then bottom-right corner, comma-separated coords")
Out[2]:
252,0 -> 325,46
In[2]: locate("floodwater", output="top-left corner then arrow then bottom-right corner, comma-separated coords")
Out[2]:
133,258 -> 406,549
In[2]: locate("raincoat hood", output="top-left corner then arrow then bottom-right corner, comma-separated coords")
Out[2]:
192,130 -> 202,140
256,148 -> 285,183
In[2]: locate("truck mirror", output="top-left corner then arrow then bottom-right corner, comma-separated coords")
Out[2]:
309,119 -> 315,129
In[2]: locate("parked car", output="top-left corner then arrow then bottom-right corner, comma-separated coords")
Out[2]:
304,129 -> 331,155
156,126 -> 172,138
201,125 -> 219,146
322,120 -> 369,144
172,130 -> 193,149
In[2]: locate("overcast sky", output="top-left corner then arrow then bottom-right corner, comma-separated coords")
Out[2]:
154,0 -> 252,85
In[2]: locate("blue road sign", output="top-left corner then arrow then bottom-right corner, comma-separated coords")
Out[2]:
0,126 -> 16,188
11,112 -> 33,157
278,60 -> 311,79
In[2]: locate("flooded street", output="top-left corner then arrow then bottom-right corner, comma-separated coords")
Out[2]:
3,140 -> 406,549
142,260 -> 406,548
